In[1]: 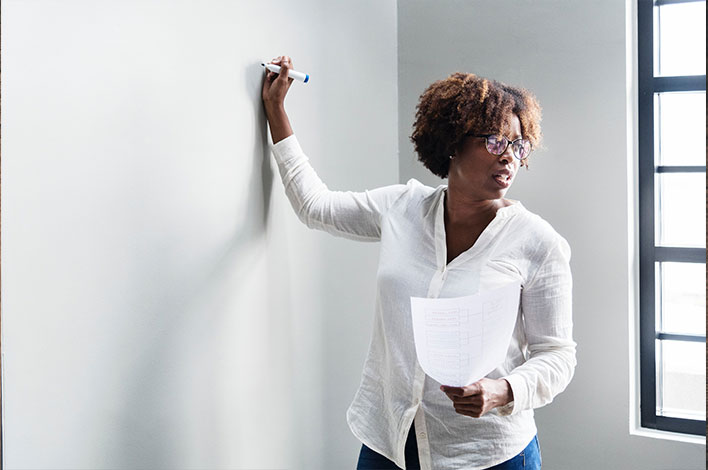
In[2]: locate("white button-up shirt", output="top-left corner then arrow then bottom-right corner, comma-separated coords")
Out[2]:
272,135 -> 576,470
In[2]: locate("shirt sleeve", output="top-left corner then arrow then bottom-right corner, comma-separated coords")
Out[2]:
271,134 -> 409,241
497,236 -> 577,416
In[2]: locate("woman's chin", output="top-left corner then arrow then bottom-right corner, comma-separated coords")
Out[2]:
487,184 -> 510,198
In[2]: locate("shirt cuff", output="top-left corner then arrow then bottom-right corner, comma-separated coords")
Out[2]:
497,374 -> 526,416
271,134 -> 304,164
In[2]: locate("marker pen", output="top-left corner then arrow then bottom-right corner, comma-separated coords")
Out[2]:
261,63 -> 310,83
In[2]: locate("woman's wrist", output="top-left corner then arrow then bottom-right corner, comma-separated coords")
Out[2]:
498,378 -> 514,406
264,101 -> 285,114
264,103 -> 293,144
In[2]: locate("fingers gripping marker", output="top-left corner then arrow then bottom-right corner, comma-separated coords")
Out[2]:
261,62 -> 310,84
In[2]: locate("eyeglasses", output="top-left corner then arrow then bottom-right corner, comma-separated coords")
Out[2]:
471,134 -> 532,162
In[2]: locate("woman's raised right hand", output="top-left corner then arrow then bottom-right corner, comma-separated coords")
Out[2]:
262,55 -> 294,109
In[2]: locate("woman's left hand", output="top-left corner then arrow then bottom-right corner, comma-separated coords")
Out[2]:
440,378 -> 513,418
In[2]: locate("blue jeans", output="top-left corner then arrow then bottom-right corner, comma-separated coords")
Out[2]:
356,424 -> 542,469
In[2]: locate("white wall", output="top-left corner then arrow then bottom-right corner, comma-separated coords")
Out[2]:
1,1 -> 397,468
398,1 -> 705,469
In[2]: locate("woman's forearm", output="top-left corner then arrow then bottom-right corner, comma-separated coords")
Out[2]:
265,103 -> 293,144
261,55 -> 295,143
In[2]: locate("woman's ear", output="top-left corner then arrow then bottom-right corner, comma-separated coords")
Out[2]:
451,142 -> 464,159
456,134 -> 475,156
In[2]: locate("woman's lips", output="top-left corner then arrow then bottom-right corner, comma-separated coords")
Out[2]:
493,174 -> 511,188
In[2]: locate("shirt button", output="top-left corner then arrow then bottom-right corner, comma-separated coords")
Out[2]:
419,432 -> 427,439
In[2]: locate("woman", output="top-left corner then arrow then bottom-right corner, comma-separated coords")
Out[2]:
262,56 -> 576,470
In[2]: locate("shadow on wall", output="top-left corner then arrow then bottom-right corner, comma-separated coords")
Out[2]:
109,63 -> 274,467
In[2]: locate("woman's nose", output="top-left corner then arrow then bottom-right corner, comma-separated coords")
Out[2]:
498,146 -> 514,164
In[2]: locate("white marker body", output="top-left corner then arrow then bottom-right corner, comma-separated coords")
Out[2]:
262,63 -> 309,83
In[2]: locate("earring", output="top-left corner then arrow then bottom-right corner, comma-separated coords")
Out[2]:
449,155 -> 454,160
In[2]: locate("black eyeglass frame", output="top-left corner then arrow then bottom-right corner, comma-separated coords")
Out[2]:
468,134 -> 533,162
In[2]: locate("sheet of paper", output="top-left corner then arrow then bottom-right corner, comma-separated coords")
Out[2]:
410,282 -> 521,387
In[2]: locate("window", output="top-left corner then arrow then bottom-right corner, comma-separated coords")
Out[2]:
637,0 -> 706,436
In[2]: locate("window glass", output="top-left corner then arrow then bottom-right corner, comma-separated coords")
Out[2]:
655,91 -> 707,166
655,172 -> 706,247
656,339 -> 706,419
655,2 -> 707,76
656,262 -> 706,335
642,0 -> 706,436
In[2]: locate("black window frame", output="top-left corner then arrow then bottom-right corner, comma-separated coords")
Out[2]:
637,0 -> 706,436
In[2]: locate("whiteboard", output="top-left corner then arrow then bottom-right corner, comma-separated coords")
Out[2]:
1,0 -> 398,467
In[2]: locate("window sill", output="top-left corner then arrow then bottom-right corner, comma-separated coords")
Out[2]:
630,425 -> 706,445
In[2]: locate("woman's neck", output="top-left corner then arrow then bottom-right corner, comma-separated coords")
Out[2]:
444,186 -> 507,225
